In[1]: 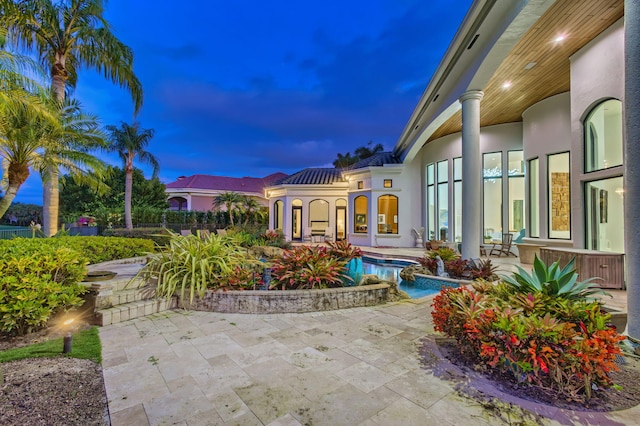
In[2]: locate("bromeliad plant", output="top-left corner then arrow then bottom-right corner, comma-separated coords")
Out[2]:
270,245 -> 347,290
432,257 -> 624,402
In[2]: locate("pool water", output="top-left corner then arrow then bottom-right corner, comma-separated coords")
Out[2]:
361,257 -> 451,299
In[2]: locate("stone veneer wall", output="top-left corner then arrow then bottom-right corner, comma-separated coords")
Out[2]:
181,284 -> 390,314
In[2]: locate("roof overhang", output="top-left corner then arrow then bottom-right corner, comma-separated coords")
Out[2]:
394,0 -> 623,162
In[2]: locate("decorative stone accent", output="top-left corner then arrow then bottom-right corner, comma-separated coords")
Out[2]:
181,284 -> 390,314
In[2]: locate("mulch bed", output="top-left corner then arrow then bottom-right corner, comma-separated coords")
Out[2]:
420,335 -> 640,418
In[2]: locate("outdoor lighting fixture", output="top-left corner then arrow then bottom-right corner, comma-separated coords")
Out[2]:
62,317 -> 75,354
502,82 -> 512,89
554,34 -> 566,43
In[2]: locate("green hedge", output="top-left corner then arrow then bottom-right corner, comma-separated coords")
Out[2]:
0,236 -> 155,265
0,236 -> 155,336
102,227 -> 172,246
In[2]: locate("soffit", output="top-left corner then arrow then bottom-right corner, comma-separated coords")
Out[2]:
428,0 -> 623,142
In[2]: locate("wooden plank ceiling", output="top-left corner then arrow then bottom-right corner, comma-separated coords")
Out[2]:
428,0 -> 623,142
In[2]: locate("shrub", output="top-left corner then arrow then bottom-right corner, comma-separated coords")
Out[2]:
270,246 -> 347,290
0,243 -> 87,286
0,236 -> 154,265
140,232 -> 261,304
102,227 -> 172,246
327,240 -> 362,262
469,258 -> 499,281
419,247 -> 460,273
432,265 -> 625,402
0,274 -> 85,336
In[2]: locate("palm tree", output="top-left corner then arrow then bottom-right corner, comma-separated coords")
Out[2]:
1,0 -> 143,235
0,96 -> 106,218
106,121 -> 158,230
239,195 -> 262,226
354,141 -> 384,159
212,192 -> 242,227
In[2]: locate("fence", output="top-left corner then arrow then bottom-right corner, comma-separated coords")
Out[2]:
0,227 -> 33,240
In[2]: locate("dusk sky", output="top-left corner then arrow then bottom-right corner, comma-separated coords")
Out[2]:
15,0 -> 473,204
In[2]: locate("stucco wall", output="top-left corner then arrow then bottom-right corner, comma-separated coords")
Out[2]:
570,19 -> 625,249
522,92 -> 572,242
415,122 -> 523,242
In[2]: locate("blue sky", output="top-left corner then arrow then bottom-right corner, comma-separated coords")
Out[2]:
15,0 -> 472,204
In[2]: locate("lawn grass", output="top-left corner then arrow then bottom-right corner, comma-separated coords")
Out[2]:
0,327 -> 102,364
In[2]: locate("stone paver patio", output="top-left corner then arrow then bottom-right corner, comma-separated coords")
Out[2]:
100,295 -> 638,426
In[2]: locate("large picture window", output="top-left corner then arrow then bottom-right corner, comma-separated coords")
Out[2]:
508,151 -> 525,237
377,195 -> 398,234
528,158 -> 540,238
453,157 -> 462,242
426,164 -> 435,240
548,152 -> 571,239
483,152 -> 502,241
308,199 -> 329,234
585,99 -> 623,173
354,196 -> 368,233
437,160 -> 448,241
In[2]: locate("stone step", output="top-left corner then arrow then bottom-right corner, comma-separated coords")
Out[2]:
95,298 -> 177,326
111,276 -> 149,291
112,286 -> 156,305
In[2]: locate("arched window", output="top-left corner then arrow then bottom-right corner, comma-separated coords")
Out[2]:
308,199 -> 329,234
584,99 -> 623,172
168,197 -> 187,211
377,195 -> 398,234
273,200 -> 283,230
354,196 -> 368,233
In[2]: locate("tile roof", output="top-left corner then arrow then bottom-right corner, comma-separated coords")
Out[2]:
166,172 -> 288,194
348,152 -> 402,169
276,168 -> 346,185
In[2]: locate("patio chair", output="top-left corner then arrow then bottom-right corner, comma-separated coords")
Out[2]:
323,226 -> 334,243
302,227 -> 312,242
489,233 -> 516,257
180,229 -> 192,236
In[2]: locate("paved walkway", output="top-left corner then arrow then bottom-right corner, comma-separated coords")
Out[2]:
100,301 -> 638,426
99,250 -> 633,425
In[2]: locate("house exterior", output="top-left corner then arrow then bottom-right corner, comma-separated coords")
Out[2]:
166,172 -> 287,211
266,0 -> 640,342
267,0 -> 630,257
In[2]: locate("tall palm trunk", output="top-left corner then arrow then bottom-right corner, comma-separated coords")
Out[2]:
124,164 -> 133,229
0,163 -> 30,218
0,183 -> 22,219
42,64 -> 66,235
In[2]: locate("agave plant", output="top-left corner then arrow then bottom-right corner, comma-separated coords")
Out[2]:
501,255 -> 609,301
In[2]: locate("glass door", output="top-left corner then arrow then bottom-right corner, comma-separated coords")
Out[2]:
336,207 -> 346,240
292,206 -> 302,240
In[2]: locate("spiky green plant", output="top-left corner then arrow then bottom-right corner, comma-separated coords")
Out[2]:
139,232 -> 261,305
501,255 -> 609,301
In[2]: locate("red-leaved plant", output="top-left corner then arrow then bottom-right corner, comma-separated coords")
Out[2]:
270,246 -> 347,290
432,278 -> 625,402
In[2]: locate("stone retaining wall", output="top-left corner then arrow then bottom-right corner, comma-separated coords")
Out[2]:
181,284 -> 391,314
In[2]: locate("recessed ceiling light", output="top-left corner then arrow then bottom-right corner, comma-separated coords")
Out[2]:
502,82 -> 512,89
554,35 -> 566,43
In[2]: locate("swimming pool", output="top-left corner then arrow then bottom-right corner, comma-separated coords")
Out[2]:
361,256 -> 460,299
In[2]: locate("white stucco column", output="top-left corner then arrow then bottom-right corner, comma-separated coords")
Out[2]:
625,0 -> 640,340
460,90 -> 484,260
